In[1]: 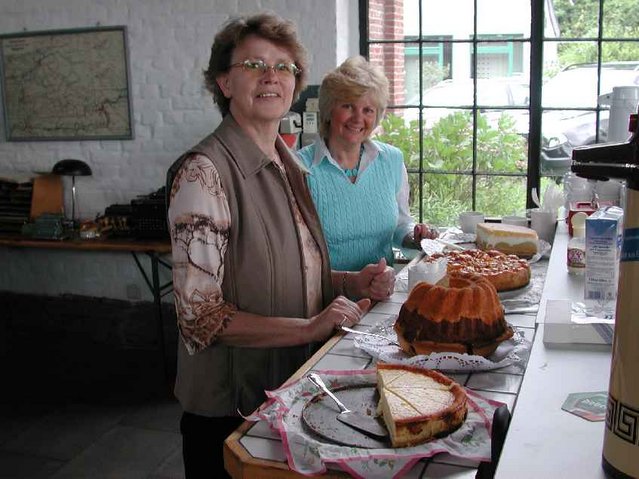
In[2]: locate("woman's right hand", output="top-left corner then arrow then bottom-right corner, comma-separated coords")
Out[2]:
308,296 -> 371,342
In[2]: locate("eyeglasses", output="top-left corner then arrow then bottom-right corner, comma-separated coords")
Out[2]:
230,59 -> 301,77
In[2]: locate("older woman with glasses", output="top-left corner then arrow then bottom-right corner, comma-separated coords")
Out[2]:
298,56 -> 438,273
166,13 -> 395,478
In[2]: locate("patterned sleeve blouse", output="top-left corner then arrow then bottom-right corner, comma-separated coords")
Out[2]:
168,152 -> 324,355
168,153 -> 238,355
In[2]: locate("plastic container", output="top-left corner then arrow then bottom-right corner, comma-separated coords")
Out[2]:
567,212 -> 587,274
599,86 -> 639,143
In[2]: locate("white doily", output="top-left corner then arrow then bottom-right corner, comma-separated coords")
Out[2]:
354,315 -> 532,373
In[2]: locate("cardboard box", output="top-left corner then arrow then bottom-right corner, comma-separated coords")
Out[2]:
543,299 -> 614,346
30,174 -> 63,219
566,201 -> 613,235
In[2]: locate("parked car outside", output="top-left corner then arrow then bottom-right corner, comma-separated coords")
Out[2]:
404,76 -> 529,127
539,62 -> 639,176
399,62 -> 639,177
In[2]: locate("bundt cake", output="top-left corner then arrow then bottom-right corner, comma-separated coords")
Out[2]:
394,272 -> 513,357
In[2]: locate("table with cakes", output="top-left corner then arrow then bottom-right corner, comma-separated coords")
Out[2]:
224,221 -> 612,479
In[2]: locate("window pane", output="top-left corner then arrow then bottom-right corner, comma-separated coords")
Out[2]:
370,44 -> 409,106
601,42 -> 639,68
543,42 -> 600,108
476,175 -> 527,217
602,3 -> 639,39
421,0 -> 472,37
476,77 -> 530,108
477,110 -> 528,174
423,80 -> 473,107
478,0 -> 531,38
404,42 -> 452,103
476,40 -> 527,79
377,111 -> 421,165
420,173 -> 473,227
423,112 -> 475,171
552,1 -> 600,40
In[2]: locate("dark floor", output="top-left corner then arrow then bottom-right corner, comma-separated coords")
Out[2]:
0,350 -> 184,479
0,293 -> 185,478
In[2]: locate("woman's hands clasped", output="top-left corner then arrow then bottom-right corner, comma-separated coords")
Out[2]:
354,257 -> 396,301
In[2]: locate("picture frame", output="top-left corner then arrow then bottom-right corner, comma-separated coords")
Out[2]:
0,26 -> 134,141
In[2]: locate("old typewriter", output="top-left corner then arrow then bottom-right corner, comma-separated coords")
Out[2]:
100,187 -> 168,239
130,187 -> 169,239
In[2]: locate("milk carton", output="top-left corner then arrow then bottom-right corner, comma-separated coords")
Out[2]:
585,206 -> 624,319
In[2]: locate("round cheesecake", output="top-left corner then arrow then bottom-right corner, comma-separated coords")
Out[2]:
376,363 -> 467,448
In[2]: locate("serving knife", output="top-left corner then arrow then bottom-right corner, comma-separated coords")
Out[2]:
340,325 -> 401,346
306,373 -> 388,439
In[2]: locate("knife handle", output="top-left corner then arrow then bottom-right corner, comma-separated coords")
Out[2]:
307,373 -> 350,413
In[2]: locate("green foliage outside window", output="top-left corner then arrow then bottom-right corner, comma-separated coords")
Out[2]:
376,111 -> 527,226
553,0 -> 639,65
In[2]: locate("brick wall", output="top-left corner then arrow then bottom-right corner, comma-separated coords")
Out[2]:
368,0 -> 405,105
0,0 -> 358,301
0,0 -> 352,220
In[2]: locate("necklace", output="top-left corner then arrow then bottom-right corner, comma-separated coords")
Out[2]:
342,146 -> 364,178
343,162 -> 360,178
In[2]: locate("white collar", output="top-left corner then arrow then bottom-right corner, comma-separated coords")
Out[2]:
311,136 -> 380,172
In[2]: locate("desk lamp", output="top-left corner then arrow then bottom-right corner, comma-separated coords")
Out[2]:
52,159 -> 92,227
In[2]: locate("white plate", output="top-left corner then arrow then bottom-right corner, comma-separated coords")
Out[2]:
498,281 -> 533,300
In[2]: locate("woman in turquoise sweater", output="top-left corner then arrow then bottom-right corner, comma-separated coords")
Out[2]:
297,56 -> 437,272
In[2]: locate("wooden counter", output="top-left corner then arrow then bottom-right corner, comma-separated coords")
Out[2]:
223,258 -> 543,478
0,234 -> 171,253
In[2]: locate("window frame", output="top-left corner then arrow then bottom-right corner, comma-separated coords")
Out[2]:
359,0 -> 639,220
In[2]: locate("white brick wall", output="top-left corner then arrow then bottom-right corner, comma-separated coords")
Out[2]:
0,0 -> 358,300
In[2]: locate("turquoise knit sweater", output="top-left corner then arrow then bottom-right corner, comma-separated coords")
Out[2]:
298,140 -> 404,271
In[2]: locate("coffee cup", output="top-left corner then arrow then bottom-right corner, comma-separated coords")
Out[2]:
459,211 -> 485,234
502,215 -> 528,227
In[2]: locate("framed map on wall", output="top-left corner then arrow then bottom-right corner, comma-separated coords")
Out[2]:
0,26 -> 134,141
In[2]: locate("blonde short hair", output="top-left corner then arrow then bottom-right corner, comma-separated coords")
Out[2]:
318,56 -> 389,139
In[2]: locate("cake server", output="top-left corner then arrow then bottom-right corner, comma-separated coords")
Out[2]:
340,325 -> 401,346
306,373 -> 388,439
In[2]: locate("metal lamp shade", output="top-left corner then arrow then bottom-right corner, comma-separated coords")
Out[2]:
52,159 -> 92,177
51,159 -> 92,225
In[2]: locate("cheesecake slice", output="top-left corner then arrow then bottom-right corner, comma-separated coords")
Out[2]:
376,363 -> 467,448
475,222 -> 539,258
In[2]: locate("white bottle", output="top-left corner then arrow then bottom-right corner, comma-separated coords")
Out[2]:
567,212 -> 587,275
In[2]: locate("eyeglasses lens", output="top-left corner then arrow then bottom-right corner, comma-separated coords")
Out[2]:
238,60 -> 300,77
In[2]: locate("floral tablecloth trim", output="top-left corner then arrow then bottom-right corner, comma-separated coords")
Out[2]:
248,369 -> 504,478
